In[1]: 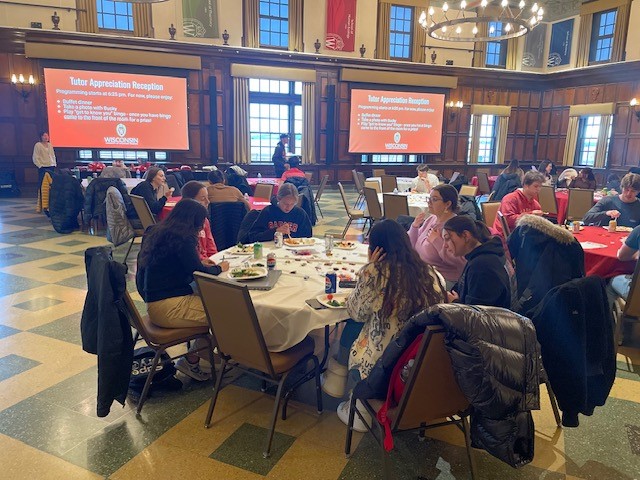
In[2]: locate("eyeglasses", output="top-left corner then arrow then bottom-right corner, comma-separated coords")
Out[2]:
426,197 -> 441,204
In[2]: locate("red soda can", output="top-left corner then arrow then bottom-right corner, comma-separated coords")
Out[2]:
267,253 -> 276,270
325,272 -> 337,294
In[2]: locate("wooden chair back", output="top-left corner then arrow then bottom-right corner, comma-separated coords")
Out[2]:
372,168 -> 386,177
460,185 -> 478,196
254,183 -> 274,200
130,194 -> 157,230
476,172 -> 491,195
481,202 -> 501,227
364,180 -> 381,194
380,175 -> 398,193
363,187 -> 384,221
383,194 -> 409,221
538,185 -> 558,215
567,188 -> 594,221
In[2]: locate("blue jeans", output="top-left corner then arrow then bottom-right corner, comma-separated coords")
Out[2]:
610,274 -> 631,300
336,319 -> 364,366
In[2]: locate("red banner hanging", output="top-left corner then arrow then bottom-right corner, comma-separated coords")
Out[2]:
325,0 -> 356,52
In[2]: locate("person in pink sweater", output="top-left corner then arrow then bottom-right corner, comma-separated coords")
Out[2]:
408,184 -> 466,287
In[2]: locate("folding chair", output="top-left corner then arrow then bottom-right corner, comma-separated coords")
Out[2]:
314,174 -> 329,218
194,272 -> 322,458
130,194 -> 157,230
380,175 -> 398,193
460,184 -> 479,196
364,180 -> 381,194
481,201 -> 501,228
613,261 -> 640,346
254,183 -> 274,200
497,210 -> 511,237
345,325 -> 476,480
338,182 -> 367,238
567,188 -> 594,221
363,187 -> 384,236
122,291 -> 215,414
538,185 -> 558,215
372,168 -> 386,177
352,169 -> 364,209
382,193 -> 409,221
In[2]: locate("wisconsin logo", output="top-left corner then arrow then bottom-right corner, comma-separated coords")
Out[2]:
116,124 -> 127,137
393,132 -> 401,143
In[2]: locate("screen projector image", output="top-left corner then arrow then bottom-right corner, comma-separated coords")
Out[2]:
44,68 -> 189,150
348,89 -> 444,154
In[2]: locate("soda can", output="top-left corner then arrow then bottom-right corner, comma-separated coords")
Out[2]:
572,221 -> 580,233
325,272 -> 337,294
266,253 -> 276,270
274,231 -> 284,248
253,242 -> 263,260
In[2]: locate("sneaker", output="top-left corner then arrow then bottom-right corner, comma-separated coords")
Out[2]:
337,398 -> 371,433
175,357 -> 211,382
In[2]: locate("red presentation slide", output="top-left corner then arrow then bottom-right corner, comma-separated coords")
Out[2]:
44,68 -> 189,150
348,89 -> 444,154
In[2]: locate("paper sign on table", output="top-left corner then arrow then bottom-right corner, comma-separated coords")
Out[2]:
579,241 -> 607,250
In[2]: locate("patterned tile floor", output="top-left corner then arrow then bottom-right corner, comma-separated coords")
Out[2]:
0,189 -> 638,479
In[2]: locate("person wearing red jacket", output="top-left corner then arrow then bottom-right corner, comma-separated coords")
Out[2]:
493,171 -> 545,237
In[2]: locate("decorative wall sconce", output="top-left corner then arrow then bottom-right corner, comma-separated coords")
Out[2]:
168,23 -> 176,40
11,74 -> 35,102
222,30 -> 230,45
359,44 -> 366,58
314,38 -> 321,54
51,11 -> 60,30
630,98 -> 640,122
447,100 -> 463,119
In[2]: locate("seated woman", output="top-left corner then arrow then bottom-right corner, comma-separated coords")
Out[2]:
583,173 -> 640,227
248,183 -> 312,242
181,181 -> 218,261
491,159 -> 524,201
130,167 -> 173,215
442,216 -> 512,308
538,159 -> 556,186
336,219 -> 446,429
206,169 -> 250,210
280,156 -> 306,181
570,168 -> 597,190
408,184 -> 466,288
136,199 -> 229,381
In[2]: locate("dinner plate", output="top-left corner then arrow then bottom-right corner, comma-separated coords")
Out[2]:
228,244 -> 255,255
165,202 -> 177,208
283,238 -> 317,247
602,226 -> 634,233
316,293 -> 349,309
227,266 -> 268,281
334,241 -> 358,250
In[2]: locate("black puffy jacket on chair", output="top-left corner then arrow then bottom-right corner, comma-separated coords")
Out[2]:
80,247 -> 133,417
355,303 -> 541,468
84,178 -> 133,220
49,173 -> 84,233
284,177 -> 317,226
530,276 -> 615,427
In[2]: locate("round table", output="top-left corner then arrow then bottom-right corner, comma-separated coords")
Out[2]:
210,239 -> 370,352
572,226 -> 635,278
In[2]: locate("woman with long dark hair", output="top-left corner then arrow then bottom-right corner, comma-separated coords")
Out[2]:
136,199 -> 229,381
491,159 -> 524,201
538,159 -> 556,186
130,166 -> 173,214
442,216 -> 512,308
181,180 -> 218,260
336,219 -> 445,429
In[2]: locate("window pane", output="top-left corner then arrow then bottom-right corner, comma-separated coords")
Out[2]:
259,0 -> 289,48
389,5 -> 413,60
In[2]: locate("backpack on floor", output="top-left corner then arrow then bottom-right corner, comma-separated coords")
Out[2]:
128,347 -> 182,400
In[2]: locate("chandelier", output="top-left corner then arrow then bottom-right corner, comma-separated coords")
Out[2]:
418,1 -> 544,43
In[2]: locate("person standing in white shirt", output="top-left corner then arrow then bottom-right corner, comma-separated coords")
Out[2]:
411,164 -> 439,193
32,131 -> 56,189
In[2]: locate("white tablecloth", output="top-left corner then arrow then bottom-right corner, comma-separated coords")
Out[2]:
210,239 -> 370,352
376,192 -> 429,217
366,176 -> 414,193
81,177 -> 143,192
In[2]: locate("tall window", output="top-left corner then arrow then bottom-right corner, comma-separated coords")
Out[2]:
362,154 -> 418,163
249,79 -> 302,163
77,150 -> 167,162
96,0 -> 133,31
259,0 -> 289,48
389,5 -> 413,60
486,22 -> 507,68
589,9 -> 617,63
468,114 -> 497,163
574,115 -> 612,167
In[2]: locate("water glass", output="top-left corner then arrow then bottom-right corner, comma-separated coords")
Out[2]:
324,234 -> 334,254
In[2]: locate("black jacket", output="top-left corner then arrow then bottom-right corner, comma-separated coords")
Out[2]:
530,276 -> 615,427
492,172 -> 522,201
237,209 -> 261,244
209,202 -> 249,250
49,173 -> 84,234
355,304 -> 540,468
455,236 -> 512,308
84,178 -> 134,220
80,247 -> 133,417
508,214 -> 584,315
284,177 -> 317,226
130,180 -> 167,215
226,169 -> 252,196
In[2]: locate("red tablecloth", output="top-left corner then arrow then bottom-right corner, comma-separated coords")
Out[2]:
158,196 -> 268,220
247,177 -> 280,195
471,175 -> 498,189
573,226 -> 635,278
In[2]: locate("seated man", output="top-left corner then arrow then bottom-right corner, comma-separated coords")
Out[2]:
612,224 -> 640,299
411,164 -> 440,193
493,171 -> 545,237
280,156 -> 305,181
583,173 -> 640,228
206,169 -> 250,210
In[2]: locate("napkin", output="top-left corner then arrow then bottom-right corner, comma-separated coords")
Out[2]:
579,241 -> 607,250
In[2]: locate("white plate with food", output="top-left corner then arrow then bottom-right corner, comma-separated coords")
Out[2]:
227,266 -> 268,281
602,225 -> 634,233
316,293 -> 349,309
334,240 -> 358,250
283,237 -> 317,247
228,243 -> 255,255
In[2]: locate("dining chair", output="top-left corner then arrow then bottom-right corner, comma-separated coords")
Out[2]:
130,194 -> 157,230
194,272 -> 322,458
254,183 -> 274,200
345,324 -> 476,480
567,188 -> 594,221
380,175 -> 398,193
106,187 -> 143,263
613,261 -> 640,347
364,180 -> 381,194
352,169 -> 364,208
460,184 -> 479,196
122,291 -> 215,415
497,210 -> 511,237
363,187 -> 384,236
372,168 -> 386,177
538,185 -> 558,215
314,174 -> 329,218
382,193 -> 409,221
209,202 -> 249,250
476,172 -> 491,195
480,202 -> 501,228
338,182 -> 367,238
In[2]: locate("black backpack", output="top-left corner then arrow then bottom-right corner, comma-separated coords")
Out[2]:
128,347 -> 182,400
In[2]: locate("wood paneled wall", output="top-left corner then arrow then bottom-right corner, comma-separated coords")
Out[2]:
2,27 -> 640,186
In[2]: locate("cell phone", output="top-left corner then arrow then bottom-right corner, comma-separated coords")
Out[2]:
339,280 -> 357,288
305,298 -> 326,310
